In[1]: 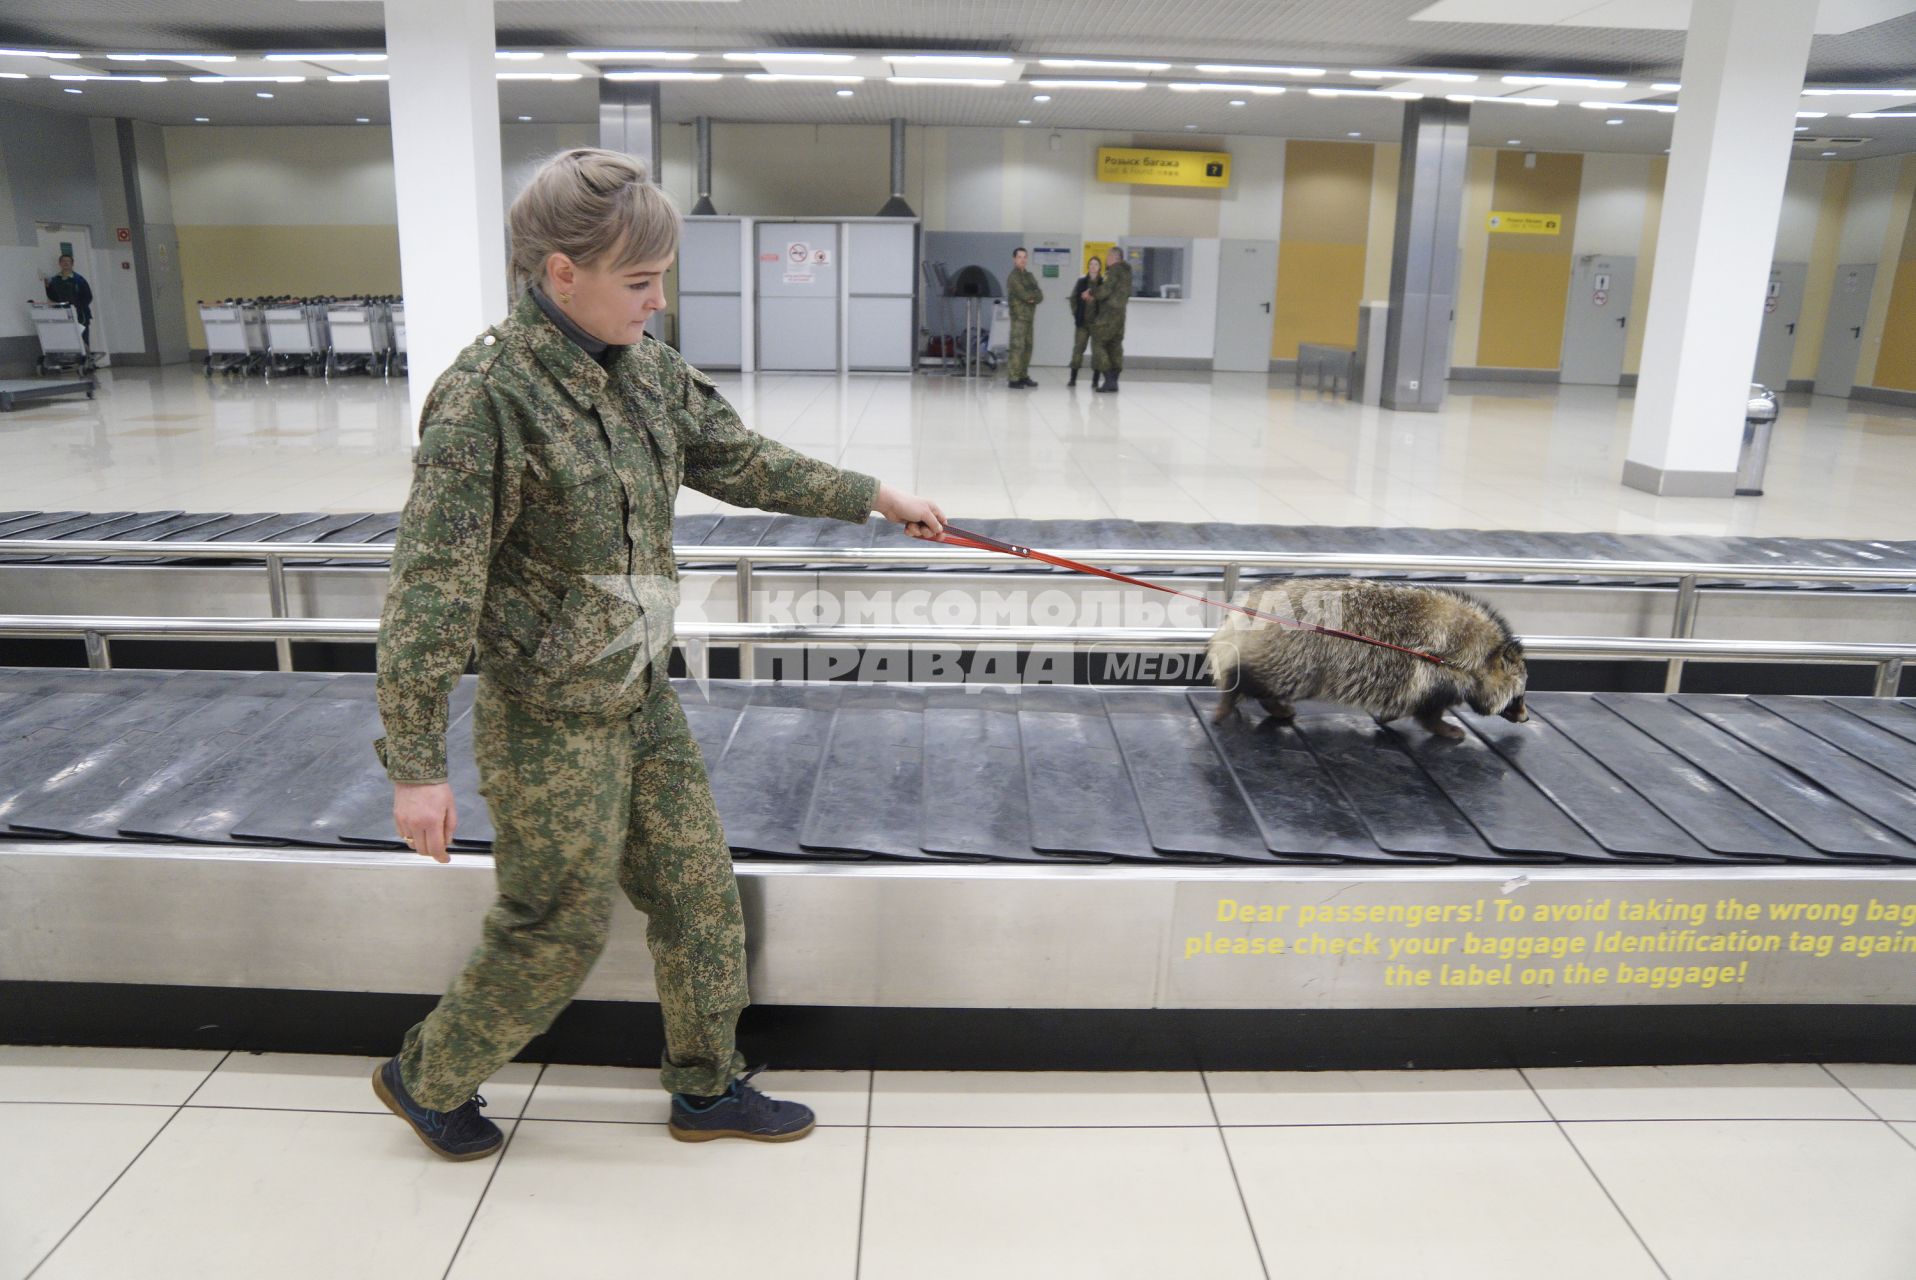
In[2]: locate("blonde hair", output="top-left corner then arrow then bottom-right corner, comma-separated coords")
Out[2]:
507,148 -> 681,292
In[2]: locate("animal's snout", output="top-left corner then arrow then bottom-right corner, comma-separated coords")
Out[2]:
1501,696 -> 1528,723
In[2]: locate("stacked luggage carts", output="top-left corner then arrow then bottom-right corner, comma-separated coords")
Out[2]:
196,294 -> 404,379
199,300 -> 266,376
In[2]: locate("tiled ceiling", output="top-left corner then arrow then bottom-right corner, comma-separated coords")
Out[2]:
0,0 -> 1911,157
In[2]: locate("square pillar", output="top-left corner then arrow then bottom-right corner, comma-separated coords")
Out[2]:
385,0 -> 509,438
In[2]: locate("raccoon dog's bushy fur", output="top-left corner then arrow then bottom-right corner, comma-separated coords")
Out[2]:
1207,578 -> 1528,740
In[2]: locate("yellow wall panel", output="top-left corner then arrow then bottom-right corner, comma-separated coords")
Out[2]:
176,224 -> 401,348
1876,259 -> 1916,390
1864,155 -> 1916,388
1478,251 -> 1574,369
1272,242 -> 1367,357
1273,140 -> 1372,358
1476,151 -> 1582,368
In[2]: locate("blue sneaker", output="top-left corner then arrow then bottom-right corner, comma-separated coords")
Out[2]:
371,1056 -> 503,1161
669,1067 -> 816,1143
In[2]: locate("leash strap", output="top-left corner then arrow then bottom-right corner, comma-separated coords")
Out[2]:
931,523 -> 1449,667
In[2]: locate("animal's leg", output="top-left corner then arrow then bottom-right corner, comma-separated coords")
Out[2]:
1417,707 -> 1465,740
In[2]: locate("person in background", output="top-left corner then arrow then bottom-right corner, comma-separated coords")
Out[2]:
1069,255 -> 1102,389
44,254 -> 94,351
1091,244 -> 1133,394
1005,246 -> 1043,389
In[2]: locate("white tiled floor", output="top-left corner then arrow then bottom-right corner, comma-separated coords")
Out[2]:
6,365 -> 1915,538
9,1048 -> 1916,1278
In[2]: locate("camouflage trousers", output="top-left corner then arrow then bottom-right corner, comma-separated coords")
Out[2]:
399,673 -> 748,1109
1092,319 -> 1126,373
1007,308 -> 1035,382
1068,324 -> 1093,371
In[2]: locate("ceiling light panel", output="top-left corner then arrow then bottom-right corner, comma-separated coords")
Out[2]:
1194,63 -> 1325,76
1025,79 -> 1148,90
568,51 -> 699,62
1170,82 -> 1285,94
1352,69 -> 1477,82
1038,59 -> 1169,71
604,70 -> 722,81
886,77 -> 1007,87
1502,74 -> 1628,88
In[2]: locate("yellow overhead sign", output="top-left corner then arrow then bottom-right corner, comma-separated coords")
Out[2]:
1487,210 -> 1563,235
1096,147 -> 1232,189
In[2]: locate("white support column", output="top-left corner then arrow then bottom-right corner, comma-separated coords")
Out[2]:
385,0 -> 508,440
1622,0 -> 1816,497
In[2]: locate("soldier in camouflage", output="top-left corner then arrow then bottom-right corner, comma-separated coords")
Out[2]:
369,149 -> 944,1159
1004,246 -> 1043,389
1090,244 -> 1133,393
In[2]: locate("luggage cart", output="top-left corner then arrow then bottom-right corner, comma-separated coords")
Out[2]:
30,302 -> 97,376
388,302 -> 407,377
199,301 -> 266,376
262,301 -> 329,378
323,299 -> 392,377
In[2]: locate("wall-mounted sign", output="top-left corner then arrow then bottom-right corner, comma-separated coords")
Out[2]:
1487,211 -> 1562,235
1096,147 -> 1231,189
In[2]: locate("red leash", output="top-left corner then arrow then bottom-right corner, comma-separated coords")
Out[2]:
930,523 -> 1450,667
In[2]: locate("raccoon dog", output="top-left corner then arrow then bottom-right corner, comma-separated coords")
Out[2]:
1207,579 -> 1528,740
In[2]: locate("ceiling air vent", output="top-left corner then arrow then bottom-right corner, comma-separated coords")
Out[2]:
1794,136 -> 1869,149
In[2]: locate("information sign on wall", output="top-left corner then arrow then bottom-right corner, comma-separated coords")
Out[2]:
1487,211 -> 1562,235
1095,147 -> 1232,189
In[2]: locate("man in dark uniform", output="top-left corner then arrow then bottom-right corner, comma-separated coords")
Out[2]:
1091,245 -> 1132,393
44,254 -> 95,351
1005,247 -> 1043,389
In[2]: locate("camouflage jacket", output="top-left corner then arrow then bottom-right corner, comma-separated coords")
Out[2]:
1091,259 -> 1133,329
374,290 -> 879,783
1006,267 -> 1043,316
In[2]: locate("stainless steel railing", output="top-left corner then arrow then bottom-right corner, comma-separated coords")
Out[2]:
5,536 -> 1916,692
0,614 -> 1907,697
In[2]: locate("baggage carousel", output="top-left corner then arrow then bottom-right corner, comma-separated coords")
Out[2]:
3,513 -> 1916,659
6,665 -> 1916,1070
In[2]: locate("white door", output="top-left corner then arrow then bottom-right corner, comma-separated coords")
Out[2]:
35,223 -> 107,356
756,221 -> 840,372
1752,262 -> 1808,391
1559,254 -> 1634,386
1212,240 -> 1278,372
1814,263 -> 1875,398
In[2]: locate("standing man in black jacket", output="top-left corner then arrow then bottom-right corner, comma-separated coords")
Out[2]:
1068,256 -> 1101,388
44,254 -> 95,352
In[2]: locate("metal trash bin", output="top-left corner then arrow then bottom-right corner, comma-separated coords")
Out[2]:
1737,383 -> 1778,496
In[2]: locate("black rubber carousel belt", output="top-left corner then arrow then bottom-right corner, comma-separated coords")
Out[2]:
1596,693 -> 1915,862
1833,698 -> 1916,747
1190,691 -> 1384,863
1284,712 -> 1505,863
1753,697 -> 1916,789
704,682 -> 855,859
678,680 -> 752,774
1397,721 -> 1619,862
57,512 -> 235,564
1527,694 -> 1820,863
0,511 -> 137,562
799,684 -> 967,861
115,673 -> 381,843
921,685 -> 1106,863
1017,684 -> 1189,862
1102,688 -> 1283,862
1675,695 -> 1916,849
0,669 -> 187,820
216,674 -> 400,846
6,671 -> 332,840
277,679 -> 479,849
1461,709 -> 1707,862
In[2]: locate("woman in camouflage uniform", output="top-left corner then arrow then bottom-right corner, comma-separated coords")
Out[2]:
370,149 -> 944,1159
